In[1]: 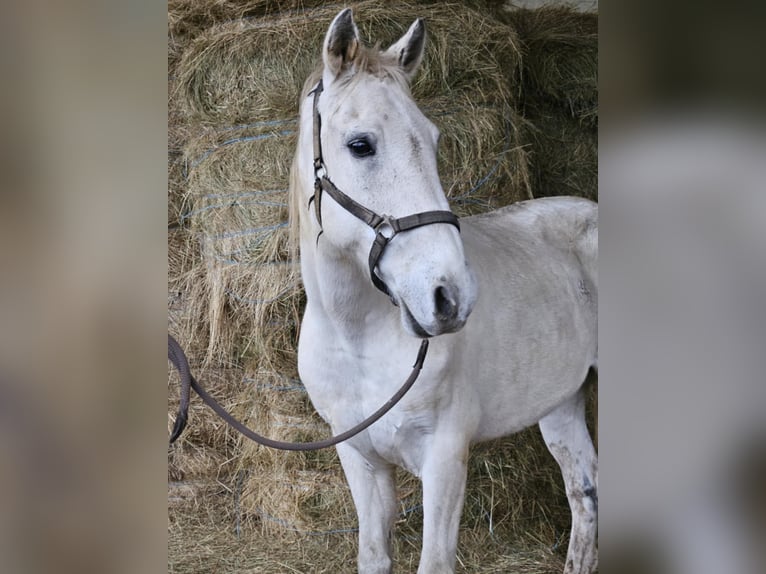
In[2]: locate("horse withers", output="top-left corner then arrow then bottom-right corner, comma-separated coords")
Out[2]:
289,9 -> 598,574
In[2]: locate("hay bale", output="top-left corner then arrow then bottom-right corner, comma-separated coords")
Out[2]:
524,103 -> 598,201
167,120 -> 192,225
234,368 -> 354,534
167,364 -> 244,482
500,5 -> 598,125
168,0 -> 331,43
175,19 -> 321,124
486,6 -> 598,201
432,98 -> 532,214
182,125 -> 301,365
175,1 -> 521,124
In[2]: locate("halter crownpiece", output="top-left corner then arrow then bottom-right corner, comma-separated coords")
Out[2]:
308,79 -> 461,302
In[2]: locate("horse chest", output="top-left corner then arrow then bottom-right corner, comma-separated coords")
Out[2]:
298,326 -> 439,471
367,412 -> 434,475
303,348 -> 435,422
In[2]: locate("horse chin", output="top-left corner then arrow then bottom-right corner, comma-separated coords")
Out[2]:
400,302 -> 432,339
400,301 -> 468,338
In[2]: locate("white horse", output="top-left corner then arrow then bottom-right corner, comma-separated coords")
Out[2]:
289,9 -> 598,574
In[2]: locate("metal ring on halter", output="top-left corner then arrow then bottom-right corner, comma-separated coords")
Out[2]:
374,215 -> 398,240
313,158 -> 327,181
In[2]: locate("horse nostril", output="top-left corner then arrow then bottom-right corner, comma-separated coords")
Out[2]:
434,285 -> 457,321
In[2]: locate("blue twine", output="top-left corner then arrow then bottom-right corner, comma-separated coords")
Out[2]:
222,131 -> 294,148
449,115 -> 517,207
215,118 -> 297,132
243,372 -> 305,392
401,503 -> 423,516
215,250 -> 291,263
202,189 -> 287,200
209,222 -> 287,240
187,129 -> 295,171
467,160 -> 502,196
223,284 -> 296,305
307,527 -> 359,536
252,496 -> 424,537
211,253 -> 294,266
180,198 -> 287,223
253,382 -> 306,393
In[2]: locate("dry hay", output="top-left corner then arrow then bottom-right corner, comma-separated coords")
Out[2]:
180,124 -> 301,365
168,121 -> 302,486
175,1 -> 521,124
168,377 -> 596,571
232,368 -> 353,534
501,5 -> 598,125
524,103 -> 598,201
433,98 -> 532,215
499,5 -> 598,201
167,428 -> 576,573
168,121 -> 192,226
167,363 -> 245,482
168,0 -> 330,44
169,51 -> 190,225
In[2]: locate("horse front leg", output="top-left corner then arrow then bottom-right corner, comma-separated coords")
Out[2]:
336,443 -> 397,574
417,435 -> 470,574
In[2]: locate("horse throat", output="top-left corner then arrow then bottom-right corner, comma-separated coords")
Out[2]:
299,223 -> 394,337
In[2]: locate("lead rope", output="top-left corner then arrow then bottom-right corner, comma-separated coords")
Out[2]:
168,334 -> 428,450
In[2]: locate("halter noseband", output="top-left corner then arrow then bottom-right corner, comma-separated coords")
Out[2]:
308,78 -> 461,302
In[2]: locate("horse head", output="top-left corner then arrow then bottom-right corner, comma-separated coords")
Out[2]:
295,8 -> 477,337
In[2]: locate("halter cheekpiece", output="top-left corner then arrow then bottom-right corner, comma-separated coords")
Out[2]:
308,78 -> 461,303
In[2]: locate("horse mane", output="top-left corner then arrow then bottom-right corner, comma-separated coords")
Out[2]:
288,43 -> 412,263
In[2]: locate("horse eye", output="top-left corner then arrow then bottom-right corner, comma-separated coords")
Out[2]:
347,138 -> 375,158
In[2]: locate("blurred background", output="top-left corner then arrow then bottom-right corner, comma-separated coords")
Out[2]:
599,1 -> 766,572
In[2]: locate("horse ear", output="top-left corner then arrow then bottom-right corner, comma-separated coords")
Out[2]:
385,18 -> 426,81
323,8 -> 360,81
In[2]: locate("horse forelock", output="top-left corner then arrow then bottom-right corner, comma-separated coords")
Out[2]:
299,43 -> 410,101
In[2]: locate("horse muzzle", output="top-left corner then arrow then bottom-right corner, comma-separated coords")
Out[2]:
400,269 -> 477,338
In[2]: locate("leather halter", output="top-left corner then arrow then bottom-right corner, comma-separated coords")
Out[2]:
308,79 -> 461,302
